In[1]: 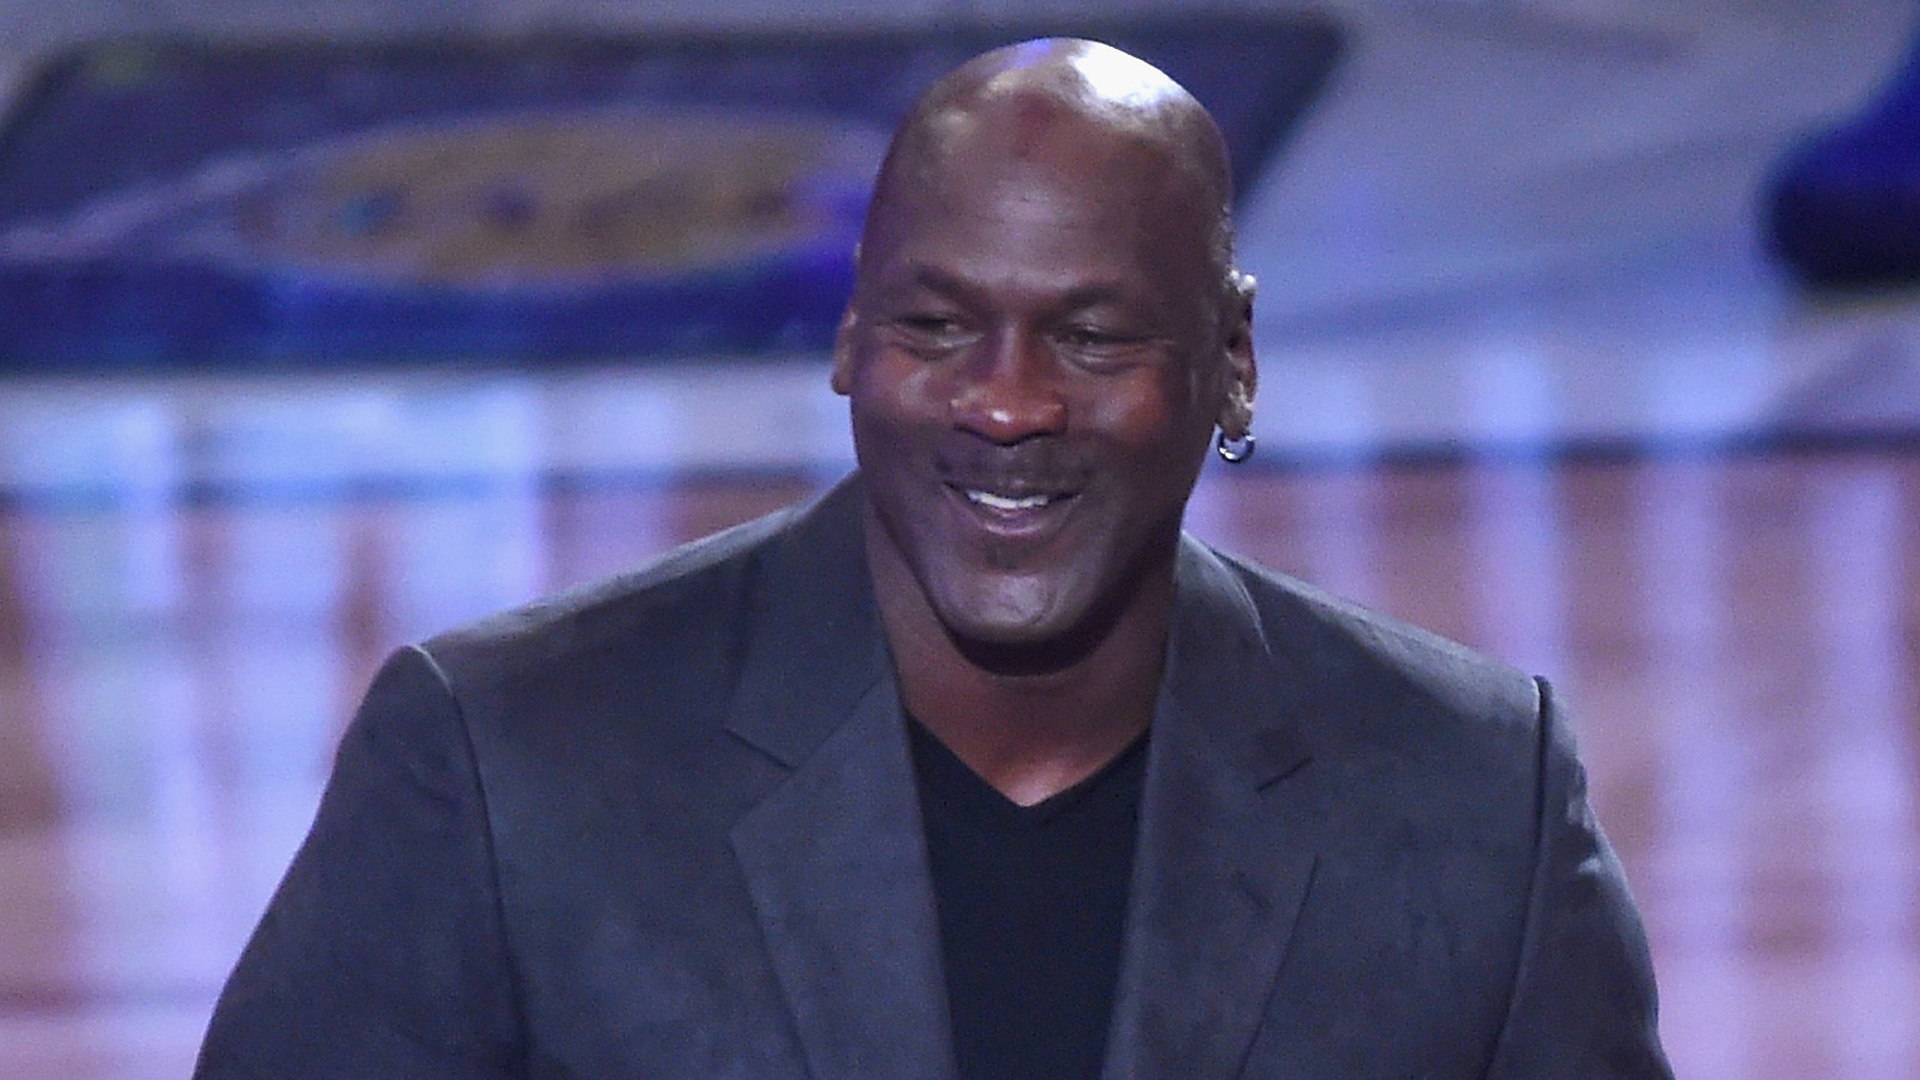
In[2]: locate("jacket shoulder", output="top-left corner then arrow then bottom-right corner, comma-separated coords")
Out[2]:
419,494 -> 804,702
1210,546 -> 1544,750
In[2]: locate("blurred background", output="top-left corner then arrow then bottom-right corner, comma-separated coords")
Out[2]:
1,0 -> 1917,1076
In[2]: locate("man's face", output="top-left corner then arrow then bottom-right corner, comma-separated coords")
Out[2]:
834,117 -> 1250,655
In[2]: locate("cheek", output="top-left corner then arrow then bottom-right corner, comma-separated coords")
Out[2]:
850,350 -> 947,431
1077,368 -> 1208,456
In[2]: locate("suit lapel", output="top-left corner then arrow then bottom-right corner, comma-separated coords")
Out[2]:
1103,539 -> 1324,1080
730,676 -> 956,1080
720,488 -> 1322,1080
724,479 -> 958,1080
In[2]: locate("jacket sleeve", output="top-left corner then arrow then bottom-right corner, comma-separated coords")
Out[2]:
1482,678 -> 1674,1080
194,646 -> 525,1079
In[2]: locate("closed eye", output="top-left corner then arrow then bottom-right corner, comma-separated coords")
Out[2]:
888,312 -> 977,355
898,314 -> 962,335
1056,325 -> 1142,349
1053,323 -> 1160,369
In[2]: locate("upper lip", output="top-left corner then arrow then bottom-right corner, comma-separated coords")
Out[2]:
936,445 -> 1087,507
937,459 -> 1085,500
943,477 -> 1079,501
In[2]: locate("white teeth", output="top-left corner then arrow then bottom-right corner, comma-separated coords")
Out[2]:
965,490 -> 1051,512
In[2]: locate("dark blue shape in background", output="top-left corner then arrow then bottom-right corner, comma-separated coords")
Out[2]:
1767,31 -> 1920,287
0,16 -> 1342,370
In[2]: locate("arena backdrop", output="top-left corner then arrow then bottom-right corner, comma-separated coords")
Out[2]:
0,15 -> 1341,370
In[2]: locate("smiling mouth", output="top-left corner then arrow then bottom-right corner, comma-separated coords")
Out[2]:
963,489 -> 1058,512
947,482 -> 1080,532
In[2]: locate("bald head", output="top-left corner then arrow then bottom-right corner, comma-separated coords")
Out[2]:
830,39 -> 1259,661
861,39 -> 1240,303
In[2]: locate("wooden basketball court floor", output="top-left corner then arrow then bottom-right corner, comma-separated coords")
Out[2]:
3,1 -> 1920,1076
0,446 -> 1917,1079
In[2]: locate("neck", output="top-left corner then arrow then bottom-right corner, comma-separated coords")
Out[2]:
867,526 -> 1176,807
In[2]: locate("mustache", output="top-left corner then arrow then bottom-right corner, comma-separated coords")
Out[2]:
933,438 -> 1092,494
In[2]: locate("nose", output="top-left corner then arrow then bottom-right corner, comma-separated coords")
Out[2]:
947,327 -> 1068,444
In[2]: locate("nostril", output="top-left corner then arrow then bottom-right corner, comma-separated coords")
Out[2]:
944,329 -> 1070,441
951,391 -> 1068,444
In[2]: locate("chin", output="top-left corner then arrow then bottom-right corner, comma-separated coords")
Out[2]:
930,574 -> 1107,672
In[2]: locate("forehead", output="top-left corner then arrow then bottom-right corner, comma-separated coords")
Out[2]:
861,113 -> 1215,305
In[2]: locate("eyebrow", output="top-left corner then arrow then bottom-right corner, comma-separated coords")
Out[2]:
892,263 -> 1150,318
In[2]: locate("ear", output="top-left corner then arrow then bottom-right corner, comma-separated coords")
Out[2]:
831,243 -> 865,397
1214,271 -> 1257,437
830,307 -> 857,397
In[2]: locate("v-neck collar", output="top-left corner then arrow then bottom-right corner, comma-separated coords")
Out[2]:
723,477 -> 1326,1080
905,713 -> 1150,828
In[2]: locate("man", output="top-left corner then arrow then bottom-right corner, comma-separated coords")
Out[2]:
196,39 -> 1672,1080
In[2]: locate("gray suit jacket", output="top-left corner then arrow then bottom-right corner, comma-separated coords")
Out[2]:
196,475 -> 1672,1079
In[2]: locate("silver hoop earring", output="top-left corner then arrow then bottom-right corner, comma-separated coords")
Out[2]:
1215,429 -> 1255,464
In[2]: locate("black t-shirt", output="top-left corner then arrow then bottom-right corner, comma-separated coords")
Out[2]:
908,718 -> 1148,1080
